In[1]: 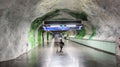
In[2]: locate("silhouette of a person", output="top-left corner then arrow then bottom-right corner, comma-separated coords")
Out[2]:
59,39 -> 64,52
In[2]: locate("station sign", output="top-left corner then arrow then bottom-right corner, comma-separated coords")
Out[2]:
43,21 -> 82,31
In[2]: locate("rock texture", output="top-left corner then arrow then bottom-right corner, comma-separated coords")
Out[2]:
79,0 -> 120,41
0,0 -> 120,61
0,0 -> 37,62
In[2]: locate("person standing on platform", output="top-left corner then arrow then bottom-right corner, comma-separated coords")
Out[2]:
59,39 -> 64,52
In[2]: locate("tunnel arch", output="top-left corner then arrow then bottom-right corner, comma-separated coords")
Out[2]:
28,9 -> 95,48
0,0 -> 118,62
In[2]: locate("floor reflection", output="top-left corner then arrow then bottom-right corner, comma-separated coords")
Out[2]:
0,40 -> 117,67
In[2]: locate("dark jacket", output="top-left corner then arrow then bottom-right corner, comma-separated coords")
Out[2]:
60,41 -> 64,47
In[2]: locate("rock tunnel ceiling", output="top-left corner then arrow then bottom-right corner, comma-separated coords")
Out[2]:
0,0 -> 120,62
29,9 -> 90,49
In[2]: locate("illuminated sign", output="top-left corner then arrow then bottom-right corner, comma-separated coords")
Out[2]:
66,25 -> 76,27
43,21 -> 82,31
50,25 -> 61,27
43,25 -> 82,31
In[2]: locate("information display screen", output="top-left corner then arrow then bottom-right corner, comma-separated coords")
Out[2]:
43,26 -> 69,31
43,21 -> 82,31
43,25 -> 82,31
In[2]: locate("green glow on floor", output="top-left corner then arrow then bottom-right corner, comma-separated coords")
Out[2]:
30,50 -> 36,67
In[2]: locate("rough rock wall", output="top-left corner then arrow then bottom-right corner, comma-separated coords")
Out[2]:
35,0 -> 120,41
0,0 -> 82,62
0,0 -> 120,62
79,0 -> 120,41
0,0 -> 40,62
